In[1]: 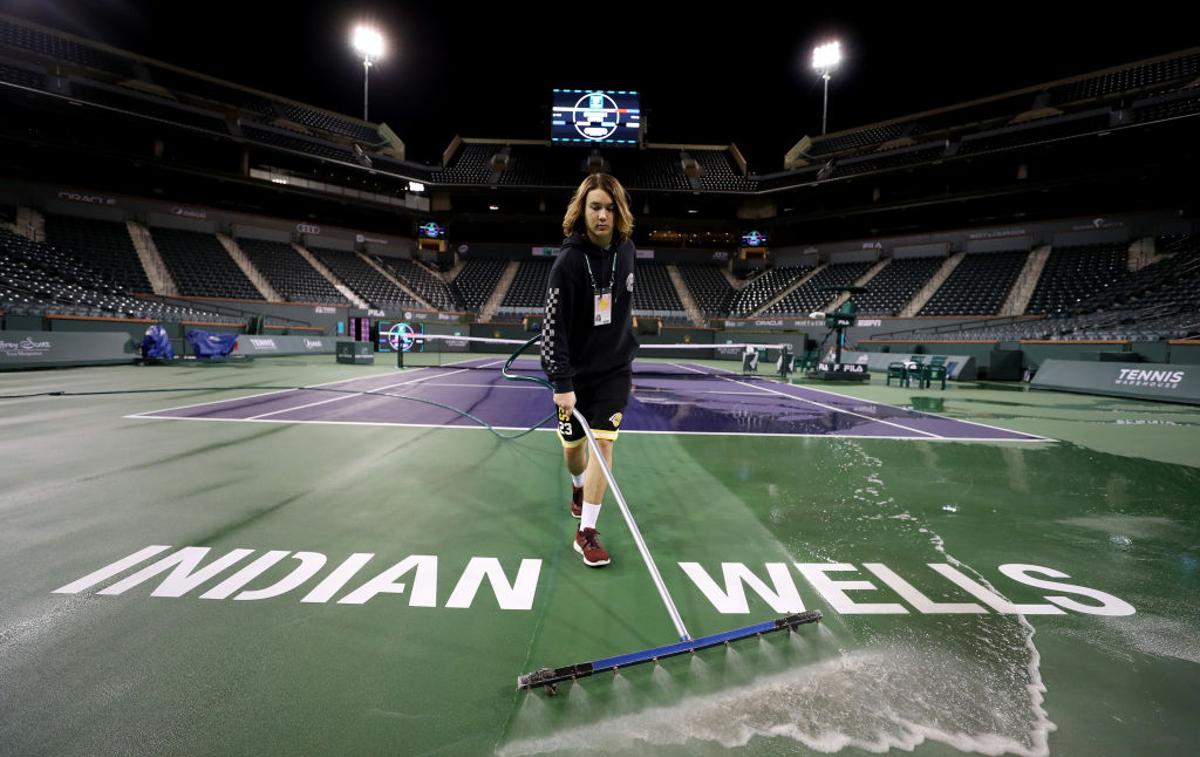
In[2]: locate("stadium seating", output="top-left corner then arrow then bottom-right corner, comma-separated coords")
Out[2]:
1025,243 -> 1130,315
678,264 -> 736,317
692,151 -> 758,192
498,145 -> 584,187
241,124 -> 355,162
847,257 -> 944,315
501,260 -> 553,308
278,104 -> 380,144
809,123 -> 909,158
450,258 -> 508,312
919,250 -> 1028,316
902,237 -> 1199,341
766,261 -> 874,315
626,150 -> 690,191
432,144 -> 494,184
957,113 -> 1112,156
631,261 -> 683,312
146,64 -> 280,118
375,256 -> 457,310
729,265 -> 814,315
45,214 -> 152,293
151,228 -> 263,300
0,227 -> 236,322
1049,51 -> 1200,104
310,248 -> 417,308
0,17 -> 134,78
1133,89 -> 1200,123
834,143 -> 947,177
0,60 -> 43,89
237,238 -> 347,304
68,81 -> 228,134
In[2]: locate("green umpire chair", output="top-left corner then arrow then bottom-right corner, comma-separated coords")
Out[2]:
904,356 -> 927,387
922,355 -> 948,390
799,350 -> 820,373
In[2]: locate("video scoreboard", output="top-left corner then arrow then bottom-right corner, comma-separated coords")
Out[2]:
551,89 -> 641,146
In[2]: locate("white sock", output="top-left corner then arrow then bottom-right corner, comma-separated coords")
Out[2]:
580,502 -> 601,531
570,472 -> 585,488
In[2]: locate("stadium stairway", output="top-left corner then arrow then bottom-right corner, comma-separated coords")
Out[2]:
358,252 -> 431,310
825,257 -> 892,313
479,261 -> 520,323
1001,244 -> 1051,316
442,255 -> 467,282
217,234 -> 281,301
13,207 -> 45,242
753,263 -> 827,316
1129,236 -> 1164,271
292,242 -> 367,308
126,221 -> 179,296
900,252 -> 963,316
665,264 -> 706,326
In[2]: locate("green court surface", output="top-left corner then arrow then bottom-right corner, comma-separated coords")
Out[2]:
1,358 -> 1198,756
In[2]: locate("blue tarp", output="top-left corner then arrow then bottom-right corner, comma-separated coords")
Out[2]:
186,330 -> 238,359
141,324 -> 175,360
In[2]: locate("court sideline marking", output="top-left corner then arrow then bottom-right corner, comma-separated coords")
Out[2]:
670,363 -> 944,439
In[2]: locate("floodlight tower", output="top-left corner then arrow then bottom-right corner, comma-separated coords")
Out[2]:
812,41 -> 842,135
352,25 -> 385,122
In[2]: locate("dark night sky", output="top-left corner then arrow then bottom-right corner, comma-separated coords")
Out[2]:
3,1 -> 1195,171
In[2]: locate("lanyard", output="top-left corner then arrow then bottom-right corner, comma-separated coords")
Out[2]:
581,246 -> 619,292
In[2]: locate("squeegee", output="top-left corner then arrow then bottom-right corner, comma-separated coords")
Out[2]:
516,408 -> 822,693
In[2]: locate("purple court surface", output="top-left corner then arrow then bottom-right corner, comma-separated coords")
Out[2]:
128,359 -> 1048,442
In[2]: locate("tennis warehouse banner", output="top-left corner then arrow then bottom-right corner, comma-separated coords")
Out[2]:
1031,359 -> 1199,405
0,331 -> 135,369
235,336 -> 335,356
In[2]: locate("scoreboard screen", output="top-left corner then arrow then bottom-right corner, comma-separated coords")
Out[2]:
551,89 -> 641,146
376,321 -> 424,353
741,230 -> 768,248
417,222 -> 445,239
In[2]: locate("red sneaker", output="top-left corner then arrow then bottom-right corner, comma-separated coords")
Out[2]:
574,528 -> 610,567
570,486 -> 583,519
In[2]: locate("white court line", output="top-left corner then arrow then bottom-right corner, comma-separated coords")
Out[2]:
134,356 -> 497,417
636,389 -> 765,396
130,358 -> 508,421
709,365 -> 1055,442
671,363 -> 945,439
133,373 -> 370,415
245,369 -> 470,420
409,382 -> 543,390
122,413 -> 1048,442
134,364 -> 455,415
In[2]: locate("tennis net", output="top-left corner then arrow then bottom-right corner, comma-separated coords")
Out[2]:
386,333 -> 801,379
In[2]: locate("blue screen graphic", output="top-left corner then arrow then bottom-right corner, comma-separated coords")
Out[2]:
741,231 -> 768,247
418,222 -> 445,239
551,89 -> 641,146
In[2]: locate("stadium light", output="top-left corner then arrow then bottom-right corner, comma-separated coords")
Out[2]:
352,25 -> 385,122
812,40 -> 842,135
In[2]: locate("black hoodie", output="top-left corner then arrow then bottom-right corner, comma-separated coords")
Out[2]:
540,233 -> 638,392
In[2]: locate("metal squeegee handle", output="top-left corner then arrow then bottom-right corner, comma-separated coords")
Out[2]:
571,407 -> 691,642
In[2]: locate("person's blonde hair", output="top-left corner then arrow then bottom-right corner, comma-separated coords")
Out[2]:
561,173 -> 634,242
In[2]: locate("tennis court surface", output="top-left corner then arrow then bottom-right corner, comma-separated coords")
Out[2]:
1,355 -> 1197,756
